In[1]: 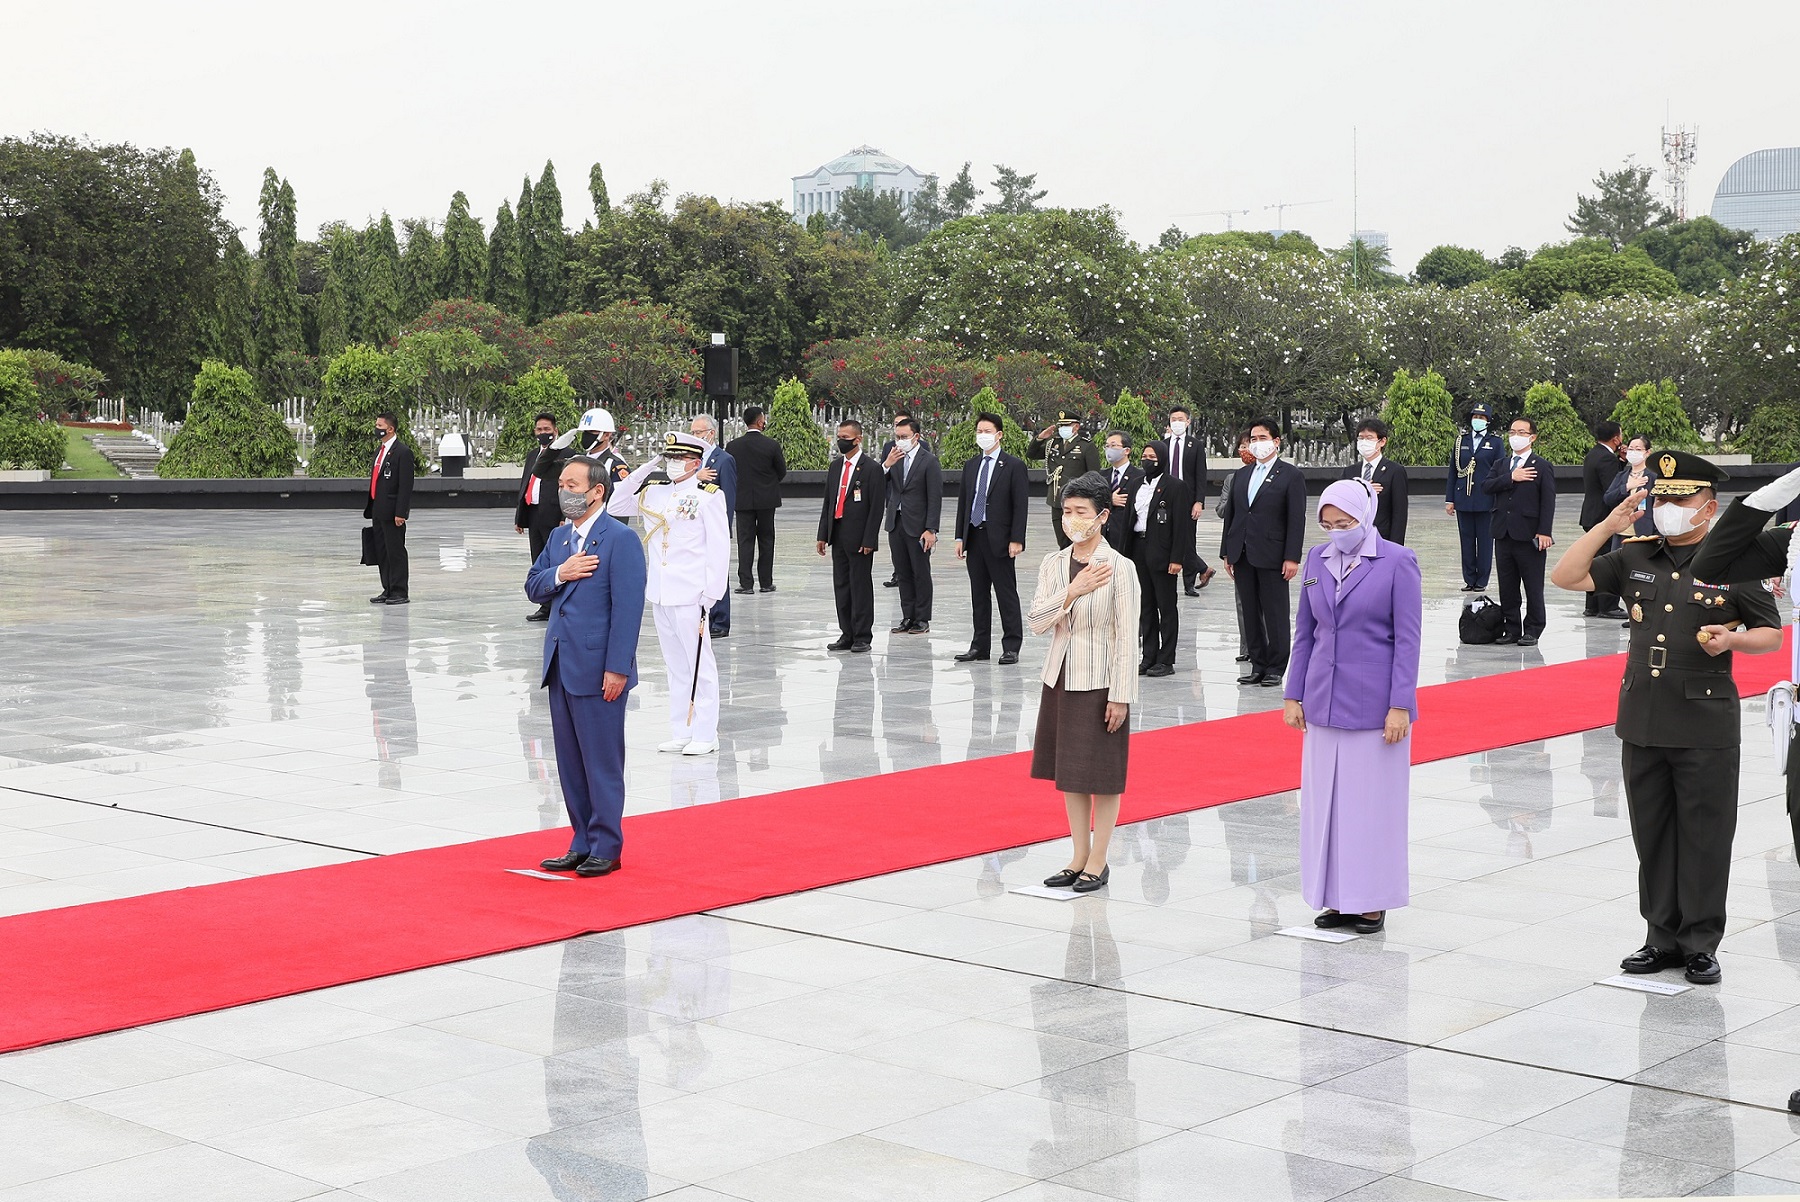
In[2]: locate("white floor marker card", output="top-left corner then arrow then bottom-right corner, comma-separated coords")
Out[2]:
506,868 -> 576,881
1010,884 -> 1082,901
1276,926 -> 1358,943
1597,974 -> 1690,996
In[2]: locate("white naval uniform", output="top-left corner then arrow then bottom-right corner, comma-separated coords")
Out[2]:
609,461 -> 730,744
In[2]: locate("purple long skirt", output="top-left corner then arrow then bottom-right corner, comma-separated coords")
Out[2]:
1299,725 -> 1411,914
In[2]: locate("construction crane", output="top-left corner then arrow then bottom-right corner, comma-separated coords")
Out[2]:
1263,199 -> 1331,228
1176,207 -> 1251,230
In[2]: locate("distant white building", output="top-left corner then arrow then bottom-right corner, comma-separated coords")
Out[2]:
1353,229 -> 1390,251
791,146 -> 931,223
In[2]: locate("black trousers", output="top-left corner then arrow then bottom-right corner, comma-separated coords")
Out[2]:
737,508 -> 776,589
830,536 -> 875,641
373,519 -> 408,596
1622,740 -> 1739,956
1134,549 -> 1179,667
1494,536 -> 1546,639
528,517 -> 557,564
1786,728 -> 1800,857
1457,510 -> 1493,588
965,524 -> 1022,654
1233,557 -> 1290,676
889,527 -> 933,623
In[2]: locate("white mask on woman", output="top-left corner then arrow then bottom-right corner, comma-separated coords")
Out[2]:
1625,448 -> 1647,466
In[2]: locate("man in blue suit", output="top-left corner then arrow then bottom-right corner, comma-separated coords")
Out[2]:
692,414 -> 738,637
525,456 -> 647,878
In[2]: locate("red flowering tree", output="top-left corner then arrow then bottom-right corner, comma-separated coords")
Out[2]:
404,299 -> 533,376
802,336 -> 986,444
988,351 -> 1104,433
533,300 -> 702,428
16,349 -> 108,420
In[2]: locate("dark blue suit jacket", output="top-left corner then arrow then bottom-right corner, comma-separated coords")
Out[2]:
703,445 -> 737,522
525,513 -> 647,696
1481,449 -> 1557,542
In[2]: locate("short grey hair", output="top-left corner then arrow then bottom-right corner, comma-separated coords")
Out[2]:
690,413 -> 718,437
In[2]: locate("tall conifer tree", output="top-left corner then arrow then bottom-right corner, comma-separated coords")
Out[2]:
359,214 -> 403,346
588,162 -> 610,222
486,200 -> 527,317
206,232 -> 256,369
398,218 -> 442,321
252,169 -> 305,400
439,191 -> 487,300
525,161 -> 567,322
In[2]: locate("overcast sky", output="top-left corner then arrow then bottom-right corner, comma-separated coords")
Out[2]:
9,0 -> 1798,273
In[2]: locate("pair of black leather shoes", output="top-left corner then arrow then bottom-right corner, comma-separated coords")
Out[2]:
1315,910 -> 1385,934
1043,865 -> 1108,892
538,851 -> 622,878
1621,944 -> 1722,984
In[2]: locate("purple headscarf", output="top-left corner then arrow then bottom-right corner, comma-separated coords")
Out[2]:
1318,478 -> 1382,581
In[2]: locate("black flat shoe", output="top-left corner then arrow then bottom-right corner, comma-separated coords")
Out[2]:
1516,636 -> 1537,647
1258,676 -> 1282,687
909,622 -> 929,634
370,593 -> 391,604
539,852 -> 587,872
1071,865 -> 1110,893
526,607 -> 550,622
1620,945 -> 1684,974
384,595 -> 410,605
997,652 -> 1019,665
575,857 -> 622,878
760,584 -> 778,592
1494,633 -> 1517,645
1685,952 -> 1722,984
1313,911 -> 1352,928
954,649 -> 989,662
1237,672 -> 1264,685
891,621 -> 914,634
1183,588 -> 1200,597
1351,911 -> 1386,934
827,638 -> 854,651
733,586 -> 754,595
883,578 -> 900,588
850,641 -> 871,653
1147,664 -> 1173,677
1043,868 -> 1082,888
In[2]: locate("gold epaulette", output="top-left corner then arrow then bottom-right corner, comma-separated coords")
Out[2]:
636,471 -> 672,494
701,482 -> 720,493
1621,534 -> 1662,543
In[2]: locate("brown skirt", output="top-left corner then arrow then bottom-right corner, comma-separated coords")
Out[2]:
1030,670 -> 1129,795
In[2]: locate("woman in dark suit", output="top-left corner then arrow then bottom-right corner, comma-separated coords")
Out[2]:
1128,440 -> 1195,677
1603,435 -> 1657,537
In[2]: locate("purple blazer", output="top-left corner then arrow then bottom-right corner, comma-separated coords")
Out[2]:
1283,538 -> 1422,729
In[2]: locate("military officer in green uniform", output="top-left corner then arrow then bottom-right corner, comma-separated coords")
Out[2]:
1027,410 -> 1104,549
1551,450 -> 1782,986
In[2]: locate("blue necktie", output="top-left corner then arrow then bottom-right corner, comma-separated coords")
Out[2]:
972,456 -> 992,526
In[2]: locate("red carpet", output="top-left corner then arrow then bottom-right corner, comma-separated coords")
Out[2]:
0,644 -> 1787,1052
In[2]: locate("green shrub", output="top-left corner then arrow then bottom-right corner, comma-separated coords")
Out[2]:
17,349 -> 107,419
157,361 -> 299,478
0,350 -> 67,470
312,344 -> 421,476
496,365 -> 580,462
938,385 -> 1030,472
1377,368 -> 1457,466
1736,400 -> 1800,463
1610,379 -> 1701,451
1103,387 -> 1158,449
766,376 -> 831,470
1522,382 -> 1590,465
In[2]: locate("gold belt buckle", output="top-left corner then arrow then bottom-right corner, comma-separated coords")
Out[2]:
1648,646 -> 1667,669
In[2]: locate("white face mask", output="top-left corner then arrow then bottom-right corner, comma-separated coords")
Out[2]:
894,436 -> 913,453
1508,434 -> 1532,453
1625,448 -> 1647,466
1249,438 -> 1277,461
975,431 -> 999,452
1058,425 -> 1077,441
1356,438 -> 1379,458
1652,499 -> 1711,538
1169,421 -> 1188,438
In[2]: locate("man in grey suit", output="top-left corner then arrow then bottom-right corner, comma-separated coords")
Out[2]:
883,414 -> 943,634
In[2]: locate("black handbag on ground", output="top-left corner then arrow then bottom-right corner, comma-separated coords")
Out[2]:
360,526 -> 381,566
1459,595 -> 1504,644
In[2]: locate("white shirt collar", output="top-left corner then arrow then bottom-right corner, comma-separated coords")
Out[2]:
380,435 -> 396,451
572,509 -> 604,542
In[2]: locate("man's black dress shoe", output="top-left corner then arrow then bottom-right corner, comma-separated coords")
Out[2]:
910,622 -> 929,634
1235,653 -> 1251,663
891,621 -> 914,634
1314,911 -> 1352,928
1493,633 -> 1517,645
760,584 -> 777,592
711,628 -> 729,638
955,649 -> 989,662
733,586 -> 754,595
370,593 -> 391,604
384,595 -> 410,605
527,606 -> 550,622
1071,865 -> 1110,893
827,638 -> 854,651
1460,584 -> 1478,592
1516,636 -> 1537,647
851,640 -> 872,653
997,651 -> 1019,665
1138,664 -> 1150,676
539,852 -> 588,872
1259,676 -> 1282,687
1183,587 -> 1201,597
575,857 -> 621,878
1352,911 -> 1386,934
1789,1090 -> 1800,1115
1043,868 -> 1082,888
1620,945 -> 1684,974
1147,664 -> 1174,677
1597,608 -> 1628,620
1685,951 -> 1722,984
883,578 -> 899,588
1237,671 -> 1265,685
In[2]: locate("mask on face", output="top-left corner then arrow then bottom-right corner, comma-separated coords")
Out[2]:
1625,448 -> 1647,466
975,431 -> 999,452
1062,513 -> 1102,543
1509,434 -> 1532,453
1249,438 -> 1276,461
1653,500 -> 1711,538
836,437 -> 858,455
558,488 -> 592,519
376,427 -> 390,441
893,436 -> 913,453
1169,421 -> 1188,438
1058,425 -> 1077,441
1327,526 -> 1365,553
1470,418 -> 1488,433
1356,438 -> 1378,458
1141,458 -> 1164,479
538,432 -> 555,447
1238,448 -> 1254,466
1104,445 -> 1127,464
667,455 -> 699,480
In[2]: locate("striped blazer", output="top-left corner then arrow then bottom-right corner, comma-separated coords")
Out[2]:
1027,539 -> 1141,705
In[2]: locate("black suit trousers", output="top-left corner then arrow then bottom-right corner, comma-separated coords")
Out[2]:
373,519 -> 408,596
1233,558 -> 1289,676
527,514 -> 559,564
1494,536 -> 1546,638
889,528 -> 933,622
965,525 -> 1022,654
1134,548 -> 1180,667
830,536 -> 876,641
737,508 -> 776,589
1623,740 -> 1738,956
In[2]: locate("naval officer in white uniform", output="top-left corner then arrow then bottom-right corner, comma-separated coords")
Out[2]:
609,431 -> 730,755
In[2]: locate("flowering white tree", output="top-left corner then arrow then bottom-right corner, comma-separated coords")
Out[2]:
1523,295 -> 1710,427
1362,286 -> 1536,418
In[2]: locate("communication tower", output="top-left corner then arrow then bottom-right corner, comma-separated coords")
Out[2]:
1661,124 -> 1698,220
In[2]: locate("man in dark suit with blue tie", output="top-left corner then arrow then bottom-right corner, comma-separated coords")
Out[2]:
691,414 -> 737,637
525,456 -> 647,878
1219,418 -> 1306,686
954,412 -> 1030,665
883,414 -> 942,634
1483,415 -> 1557,646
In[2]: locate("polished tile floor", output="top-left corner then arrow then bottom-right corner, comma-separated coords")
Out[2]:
1,504 -> 1798,1200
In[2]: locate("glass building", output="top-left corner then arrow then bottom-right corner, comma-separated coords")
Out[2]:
1711,147 -> 1800,239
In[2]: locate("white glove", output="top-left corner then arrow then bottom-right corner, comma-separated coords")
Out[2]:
549,430 -> 577,450
1747,463 -> 1800,513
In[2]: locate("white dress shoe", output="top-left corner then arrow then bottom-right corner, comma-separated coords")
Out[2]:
680,740 -> 718,756
657,739 -> 691,753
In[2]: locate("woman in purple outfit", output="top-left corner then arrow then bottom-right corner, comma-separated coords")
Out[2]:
1282,478 -> 1423,934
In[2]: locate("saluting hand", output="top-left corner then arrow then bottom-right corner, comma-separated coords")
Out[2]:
1604,488 -> 1648,536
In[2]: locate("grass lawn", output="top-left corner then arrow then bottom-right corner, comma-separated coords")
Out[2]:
53,428 -> 125,479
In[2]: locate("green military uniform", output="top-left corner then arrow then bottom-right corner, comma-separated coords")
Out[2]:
1587,452 -> 1780,961
1025,410 -> 1103,550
